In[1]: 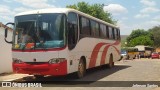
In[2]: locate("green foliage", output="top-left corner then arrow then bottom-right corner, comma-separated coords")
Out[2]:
128,35 -> 153,47
126,29 -> 153,47
148,26 -> 160,48
127,29 -> 150,42
66,2 -> 116,24
121,39 -> 127,47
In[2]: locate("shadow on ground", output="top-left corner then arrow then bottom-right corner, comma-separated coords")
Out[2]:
14,65 -> 131,86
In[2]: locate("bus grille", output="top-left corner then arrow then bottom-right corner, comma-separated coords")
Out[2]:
25,62 -> 47,65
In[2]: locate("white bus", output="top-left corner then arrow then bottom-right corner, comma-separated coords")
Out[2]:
4,8 -> 121,78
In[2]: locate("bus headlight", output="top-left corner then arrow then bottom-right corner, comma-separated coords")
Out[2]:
12,58 -> 23,64
48,58 -> 66,64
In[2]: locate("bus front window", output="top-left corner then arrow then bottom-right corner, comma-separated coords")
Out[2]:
13,13 -> 66,50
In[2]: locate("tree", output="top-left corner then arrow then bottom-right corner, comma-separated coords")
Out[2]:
128,35 -> 153,47
126,29 -> 153,47
148,26 -> 160,48
127,29 -> 149,42
66,2 -> 116,24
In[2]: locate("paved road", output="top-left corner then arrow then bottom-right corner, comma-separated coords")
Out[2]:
1,59 -> 160,90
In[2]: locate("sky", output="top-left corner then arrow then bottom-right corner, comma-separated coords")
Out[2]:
0,0 -> 160,35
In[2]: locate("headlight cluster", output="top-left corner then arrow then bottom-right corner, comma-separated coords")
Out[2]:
12,58 -> 23,64
48,58 -> 66,64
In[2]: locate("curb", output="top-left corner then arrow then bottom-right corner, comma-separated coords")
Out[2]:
0,74 -> 29,81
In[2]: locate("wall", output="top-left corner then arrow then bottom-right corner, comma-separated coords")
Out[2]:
156,48 -> 160,52
0,27 -> 12,73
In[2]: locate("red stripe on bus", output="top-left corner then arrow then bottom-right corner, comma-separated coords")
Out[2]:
112,46 -> 120,55
111,40 -> 120,45
100,45 -> 120,65
112,41 -> 120,55
100,41 -> 120,65
88,43 -> 107,68
100,45 -> 111,65
89,41 -> 120,68
12,46 -> 67,52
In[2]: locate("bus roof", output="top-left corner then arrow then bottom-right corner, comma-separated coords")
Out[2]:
15,8 -> 119,29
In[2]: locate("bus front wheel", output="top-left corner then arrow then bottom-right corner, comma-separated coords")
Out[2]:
77,58 -> 86,78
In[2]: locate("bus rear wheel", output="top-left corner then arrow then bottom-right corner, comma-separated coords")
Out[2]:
108,55 -> 114,68
77,59 -> 86,78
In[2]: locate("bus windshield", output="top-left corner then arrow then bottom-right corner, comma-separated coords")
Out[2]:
13,13 -> 66,50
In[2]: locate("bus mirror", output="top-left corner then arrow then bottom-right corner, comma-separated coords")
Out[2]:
5,28 -> 8,38
4,22 -> 14,44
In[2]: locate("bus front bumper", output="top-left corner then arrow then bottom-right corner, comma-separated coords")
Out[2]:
12,61 -> 67,76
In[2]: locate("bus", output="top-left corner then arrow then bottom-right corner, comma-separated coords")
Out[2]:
4,8 -> 121,78
135,45 -> 154,58
121,47 -> 139,60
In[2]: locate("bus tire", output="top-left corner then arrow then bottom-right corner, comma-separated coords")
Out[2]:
34,75 -> 44,79
77,58 -> 86,78
107,54 -> 114,68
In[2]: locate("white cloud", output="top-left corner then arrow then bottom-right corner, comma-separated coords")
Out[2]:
153,15 -> 160,22
119,1 -> 158,34
121,17 -> 128,20
0,5 -> 15,24
137,20 -> 160,30
0,0 -> 57,24
140,7 -> 160,13
140,0 -> 156,6
14,0 -> 55,9
0,15 -> 14,24
135,14 -> 150,18
0,16 -> 13,22
136,0 -> 159,20
0,5 -> 15,16
14,7 -> 33,13
117,19 -> 160,35
103,4 -> 128,15
117,20 -> 139,35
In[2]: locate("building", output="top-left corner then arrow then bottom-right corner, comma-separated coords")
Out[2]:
0,23 -> 13,74
155,48 -> 160,52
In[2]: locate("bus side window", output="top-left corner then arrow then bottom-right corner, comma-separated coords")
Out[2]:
95,23 -> 100,37
68,12 -> 78,50
114,28 -> 118,40
90,20 -> 99,37
79,16 -> 90,35
108,27 -> 113,39
118,29 -> 121,40
100,24 -> 106,38
112,28 -> 115,40
106,26 -> 109,39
